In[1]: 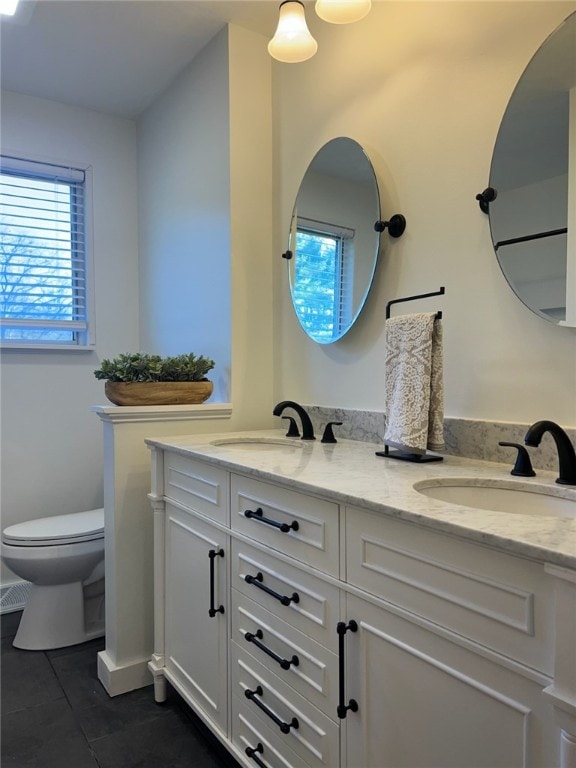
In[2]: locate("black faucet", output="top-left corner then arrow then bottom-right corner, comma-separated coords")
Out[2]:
524,420 -> 576,485
273,401 -> 315,440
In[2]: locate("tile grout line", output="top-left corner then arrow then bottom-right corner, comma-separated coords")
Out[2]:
45,646 -> 104,767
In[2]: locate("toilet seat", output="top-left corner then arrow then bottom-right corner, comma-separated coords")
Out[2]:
2,509 -> 104,547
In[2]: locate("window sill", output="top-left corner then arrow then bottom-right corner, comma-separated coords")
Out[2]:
0,343 -> 96,352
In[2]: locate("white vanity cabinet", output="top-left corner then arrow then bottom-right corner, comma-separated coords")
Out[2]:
148,442 -> 574,768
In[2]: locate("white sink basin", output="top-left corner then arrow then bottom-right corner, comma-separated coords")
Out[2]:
210,438 -> 304,452
414,478 -> 576,518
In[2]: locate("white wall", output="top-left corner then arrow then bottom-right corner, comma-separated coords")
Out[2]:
228,25 -> 275,428
138,25 -> 275,428
0,91 -> 140,581
137,30 -> 231,401
273,1 -> 576,427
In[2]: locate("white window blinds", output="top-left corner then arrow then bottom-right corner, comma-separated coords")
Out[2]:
0,154 -> 93,348
293,217 -> 355,343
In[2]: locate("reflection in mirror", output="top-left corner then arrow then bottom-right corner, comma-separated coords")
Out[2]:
489,12 -> 575,326
288,137 -> 381,343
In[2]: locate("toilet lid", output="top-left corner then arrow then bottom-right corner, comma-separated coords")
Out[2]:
2,509 -> 104,546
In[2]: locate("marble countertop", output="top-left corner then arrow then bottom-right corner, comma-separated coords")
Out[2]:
146,429 -> 576,570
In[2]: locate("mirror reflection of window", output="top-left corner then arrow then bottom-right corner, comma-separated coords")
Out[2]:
293,218 -> 355,342
287,137 -> 381,344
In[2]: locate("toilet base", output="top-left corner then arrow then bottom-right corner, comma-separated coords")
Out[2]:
13,581 -> 105,651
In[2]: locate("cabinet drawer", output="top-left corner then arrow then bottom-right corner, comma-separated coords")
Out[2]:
345,506 -> 555,674
233,591 -> 338,718
233,695 -> 309,768
232,642 -> 339,768
231,474 -> 339,576
164,454 -> 229,523
232,539 -> 340,653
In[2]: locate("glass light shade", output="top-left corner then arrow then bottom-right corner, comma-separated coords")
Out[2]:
315,0 -> 371,24
0,0 -> 19,15
268,1 -> 318,63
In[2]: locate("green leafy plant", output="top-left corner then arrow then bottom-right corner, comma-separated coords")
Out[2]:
94,353 -> 215,383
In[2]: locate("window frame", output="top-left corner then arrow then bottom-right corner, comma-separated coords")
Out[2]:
0,152 -> 95,351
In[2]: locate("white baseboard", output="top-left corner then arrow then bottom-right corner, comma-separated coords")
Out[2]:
97,649 -> 153,697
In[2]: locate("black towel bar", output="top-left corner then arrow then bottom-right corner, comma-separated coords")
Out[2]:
379,286 -> 446,464
495,227 -> 567,251
385,287 -> 445,320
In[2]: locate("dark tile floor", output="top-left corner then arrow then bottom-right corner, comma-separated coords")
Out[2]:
1,611 -> 240,768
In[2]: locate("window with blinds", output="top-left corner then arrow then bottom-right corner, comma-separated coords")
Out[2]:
0,155 -> 94,348
293,218 -> 354,343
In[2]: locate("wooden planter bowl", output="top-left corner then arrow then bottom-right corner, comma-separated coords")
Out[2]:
104,380 -> 213,406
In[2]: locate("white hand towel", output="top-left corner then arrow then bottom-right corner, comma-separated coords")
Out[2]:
384,312 -> 444,454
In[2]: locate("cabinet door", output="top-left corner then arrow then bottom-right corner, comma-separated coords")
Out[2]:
164,503 -> 228,733
344,594 -> 556,768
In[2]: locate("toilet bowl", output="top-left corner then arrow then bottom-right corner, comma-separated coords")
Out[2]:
1,509 -> 105,650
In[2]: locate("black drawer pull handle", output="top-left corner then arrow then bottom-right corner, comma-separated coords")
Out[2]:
245,629 -> 300,671
337,620 -> 359,719
245,742 -> 267,768
244,507 -> 299,534
245,685 -> 299,734
244,572 -> 300,606
208,548 -> 225,618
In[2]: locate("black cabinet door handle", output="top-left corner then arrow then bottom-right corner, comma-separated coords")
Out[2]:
245,629 -> 300,671
245,742 -> 267,768
244,571 -> 300,606
337,620 -> 358,719
208,548 -> 225,618
244,507 -> 299,534
245,685 -> 299,734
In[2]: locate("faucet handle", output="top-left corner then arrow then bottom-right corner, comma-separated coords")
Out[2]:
498,442 -> 536,477
321,422 -> 343,444
282,416 -> 300,438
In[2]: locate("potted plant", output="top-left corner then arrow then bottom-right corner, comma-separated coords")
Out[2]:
94,352 -> 215,406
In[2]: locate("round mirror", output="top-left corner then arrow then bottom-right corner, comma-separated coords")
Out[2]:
488,12 -> 575,326
287,137 -> 381,343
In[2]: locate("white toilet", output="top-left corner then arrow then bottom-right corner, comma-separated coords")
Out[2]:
1,508 -> 105,650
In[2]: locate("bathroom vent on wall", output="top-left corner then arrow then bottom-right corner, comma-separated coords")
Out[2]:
0,581 -> 31,614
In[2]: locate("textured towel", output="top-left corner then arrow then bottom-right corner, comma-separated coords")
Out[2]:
384,312 -> 444,454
